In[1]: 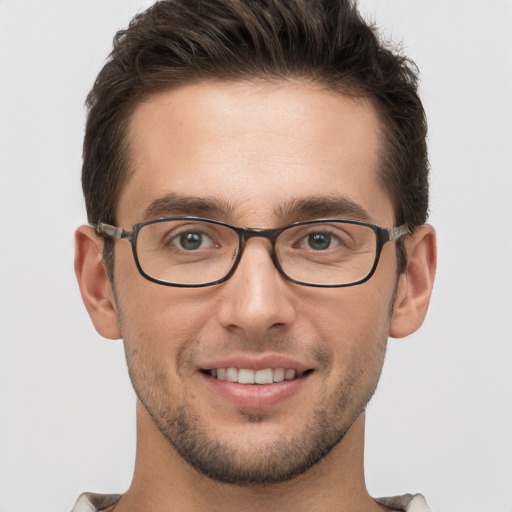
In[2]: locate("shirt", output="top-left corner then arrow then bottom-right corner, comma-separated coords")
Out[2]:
71,491 -> 432,511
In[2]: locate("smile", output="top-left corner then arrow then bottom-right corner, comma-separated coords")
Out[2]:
205,367 -> 308,384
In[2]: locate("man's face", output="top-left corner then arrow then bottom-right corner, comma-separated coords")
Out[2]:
112,80 -> 399,484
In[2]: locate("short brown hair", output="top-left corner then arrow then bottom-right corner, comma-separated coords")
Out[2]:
83,0 -> 428,272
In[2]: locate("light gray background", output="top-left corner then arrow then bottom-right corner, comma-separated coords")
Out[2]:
1,1 -> 511,511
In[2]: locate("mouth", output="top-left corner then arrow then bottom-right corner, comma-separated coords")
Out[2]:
199,357 -> 315,408
202,367 -> 313,384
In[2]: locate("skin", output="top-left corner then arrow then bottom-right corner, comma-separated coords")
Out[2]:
75,80 -> 436,512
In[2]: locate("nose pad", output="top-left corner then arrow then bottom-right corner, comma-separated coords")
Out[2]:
216,238 -> 297,337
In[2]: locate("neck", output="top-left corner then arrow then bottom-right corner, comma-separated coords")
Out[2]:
113,402 -> 388,512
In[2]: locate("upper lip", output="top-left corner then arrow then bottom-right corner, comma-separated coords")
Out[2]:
199,353 -> 312,372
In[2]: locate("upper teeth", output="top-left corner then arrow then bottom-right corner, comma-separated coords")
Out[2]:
210,367 -> 298,384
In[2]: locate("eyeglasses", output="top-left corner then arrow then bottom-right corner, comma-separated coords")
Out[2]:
97,217 -> 409,288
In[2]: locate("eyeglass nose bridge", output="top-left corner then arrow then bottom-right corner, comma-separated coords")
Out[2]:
239,226 -> 282,242
228,226 -> 288,281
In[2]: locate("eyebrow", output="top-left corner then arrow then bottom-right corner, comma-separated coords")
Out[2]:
143,193 -> 237,220
142,193 -> 371,224
275,196 -> 371,223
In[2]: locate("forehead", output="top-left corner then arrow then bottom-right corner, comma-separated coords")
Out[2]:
119,80 -> 393,226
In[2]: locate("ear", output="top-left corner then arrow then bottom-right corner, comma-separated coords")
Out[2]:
74,225 -> 122,340
389,224 -> 437,338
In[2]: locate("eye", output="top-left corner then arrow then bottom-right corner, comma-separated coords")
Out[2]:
295,231 -> 343,251
304,232 -> 336,251
170,231 -> 216,251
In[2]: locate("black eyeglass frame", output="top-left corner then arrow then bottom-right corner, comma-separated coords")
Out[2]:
96,216 -> 410,288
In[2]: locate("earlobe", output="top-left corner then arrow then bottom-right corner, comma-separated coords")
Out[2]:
74,225 -> 122,340
389,224 -> 437,339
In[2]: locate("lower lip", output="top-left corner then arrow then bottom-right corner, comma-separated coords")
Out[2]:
202,372 -> 311,409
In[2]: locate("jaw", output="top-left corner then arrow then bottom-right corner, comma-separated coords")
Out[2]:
129,402 -> 375,512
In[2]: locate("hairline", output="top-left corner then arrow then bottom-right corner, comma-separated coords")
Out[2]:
101,75 -> 408,281
110,75 -> 401,226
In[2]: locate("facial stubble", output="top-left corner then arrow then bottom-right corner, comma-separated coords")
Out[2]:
120,321 -> 390,486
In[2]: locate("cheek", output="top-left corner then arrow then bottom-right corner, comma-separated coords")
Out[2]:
301,277 -> 394,377
115,285 -> 223,391
119,295 -> 206,407
303,283 -> 393,340
118,294 -> 207,362
114,246 -> 213,340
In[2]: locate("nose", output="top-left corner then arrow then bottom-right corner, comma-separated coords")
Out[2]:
216,238 -> 297,338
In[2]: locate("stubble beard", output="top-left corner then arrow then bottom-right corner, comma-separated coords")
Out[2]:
111,275 -> 397,486
122,333 -> 388,486
142,380 -> 363,485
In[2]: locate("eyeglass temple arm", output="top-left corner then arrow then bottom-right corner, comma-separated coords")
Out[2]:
96,222 -> 129,240
387,224 -> 411,241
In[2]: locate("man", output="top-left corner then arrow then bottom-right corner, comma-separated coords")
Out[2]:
73,0 -> 436,510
